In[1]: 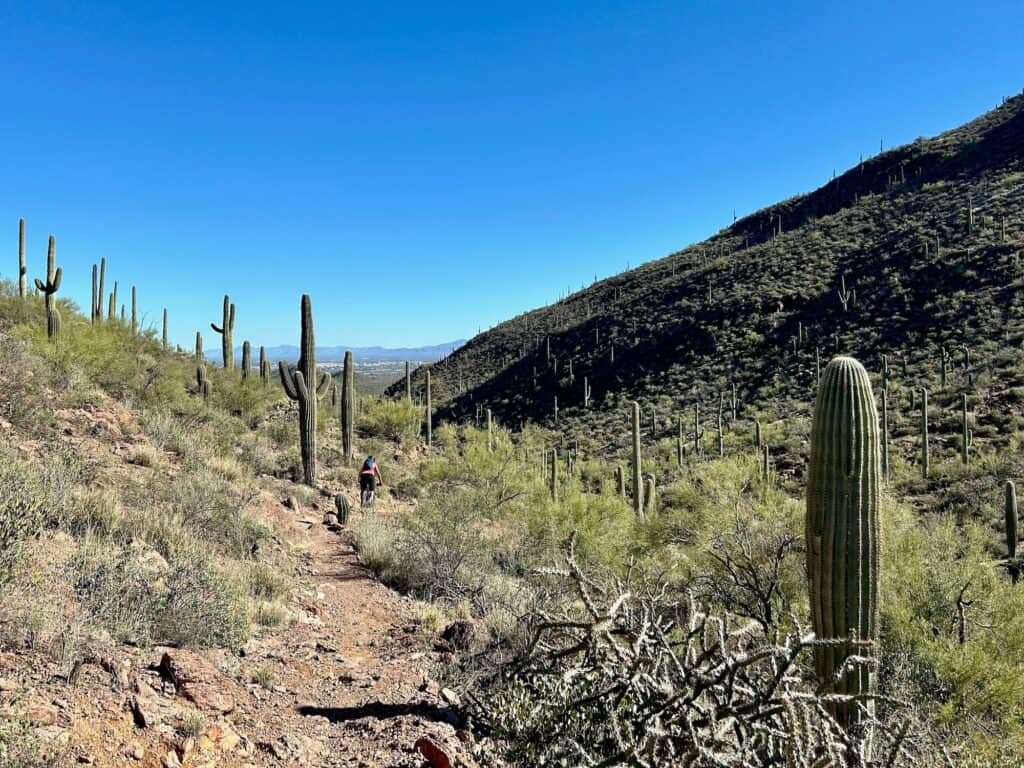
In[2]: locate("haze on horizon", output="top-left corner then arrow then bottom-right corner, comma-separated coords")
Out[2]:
1,1 -> 1022,349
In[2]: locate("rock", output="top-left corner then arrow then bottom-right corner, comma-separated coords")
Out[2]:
128,695 -> 157,728
130,744 -> 146,761
284,496 -> 299,510
440,687 -> 461,707
25,703 -> 59,725
322,512 -> 339,526
161,751 -> 181,768
198,722 -> 241,753
415,737 -> 453,768
158,651 -> 236,714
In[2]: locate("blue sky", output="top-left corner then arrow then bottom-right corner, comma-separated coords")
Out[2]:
1,1 -> 1022,348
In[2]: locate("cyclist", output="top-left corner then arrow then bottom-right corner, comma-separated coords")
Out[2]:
359,455 -> 383,506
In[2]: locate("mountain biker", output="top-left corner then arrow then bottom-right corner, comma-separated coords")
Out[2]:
359,455 -> 383,502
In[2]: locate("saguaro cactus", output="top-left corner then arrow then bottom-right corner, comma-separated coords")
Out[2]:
162,309 -> 169,350
90,259 -> 104,325
806,356 -> 881,731
961,394 -> 971,465
130,286 -> 138,335
1007,482 -> 1019,578
278,295 -> 331,486
17,218 -> 27,298
259,346 -> 270,385
487,408 -> 494,451
921,388 -> 930,479
425,369 -> 433,447
550,448 -> 558,501
405,361 -> 412,401
108,282 -> 118,322
644,476 -> 656,516
881,390 -> 890,481
241,341 -> 252,379
211,295 -> 236,370
195,332 -> 204,360
195,364 -> 211,402
34,235 -> 62,339
341,350 -> 354,461
631,401 -> 644,519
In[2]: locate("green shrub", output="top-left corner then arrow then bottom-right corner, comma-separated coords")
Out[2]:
358,397 -> 422,444
0,453 -> 45,588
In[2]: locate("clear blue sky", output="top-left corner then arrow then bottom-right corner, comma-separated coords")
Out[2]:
2,2 -> 1022,348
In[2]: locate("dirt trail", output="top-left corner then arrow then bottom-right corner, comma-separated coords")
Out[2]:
3,473 -> 470,768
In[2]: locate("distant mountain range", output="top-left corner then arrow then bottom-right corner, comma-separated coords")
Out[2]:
215,340 -> 466,365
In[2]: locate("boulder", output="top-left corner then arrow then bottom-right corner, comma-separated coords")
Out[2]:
158,651 -> 236,714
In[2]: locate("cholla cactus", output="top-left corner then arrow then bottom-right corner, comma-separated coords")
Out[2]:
464,532 -> 916,767
34,235 -> 62,339
278,295 -> 331,486
806,356 -> 880,732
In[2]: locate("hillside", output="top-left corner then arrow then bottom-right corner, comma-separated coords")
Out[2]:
393,93 -> 1024,461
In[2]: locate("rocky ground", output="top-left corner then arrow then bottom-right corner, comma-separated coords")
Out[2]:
0,402 -> 479,768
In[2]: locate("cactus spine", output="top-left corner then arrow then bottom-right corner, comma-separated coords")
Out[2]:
17,218 -> 27,298
241,341 -> 252,378
921,388 -> 929,479
278,295 -> 331,486
341,350 -> 354,461
211,295 -> 236,370
806,356 -> 881,731
34,235 -> 62,339
631,401 -> 644,519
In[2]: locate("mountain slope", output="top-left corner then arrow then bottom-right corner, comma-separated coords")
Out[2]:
391,93 -> 1024,456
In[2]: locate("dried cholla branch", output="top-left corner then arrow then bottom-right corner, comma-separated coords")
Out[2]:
463,532 -> 941,768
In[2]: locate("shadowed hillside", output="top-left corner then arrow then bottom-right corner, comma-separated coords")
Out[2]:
392,93 -> 1024,460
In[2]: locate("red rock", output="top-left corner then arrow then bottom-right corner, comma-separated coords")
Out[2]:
415,736 -> 453,768
158,651 -> 236,714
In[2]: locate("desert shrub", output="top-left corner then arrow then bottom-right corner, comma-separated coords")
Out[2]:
353,515 -> 401,579
247,561 -> 289,600
0,716 -> 63,768
156,555 -> 249,649
358,397 -> 422,444
0,453 -> 46,588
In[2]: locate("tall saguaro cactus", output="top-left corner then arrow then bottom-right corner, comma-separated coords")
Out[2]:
806,356 -> 881,731
278,295 -> 331,486
34,235 -> 62,339
425,369 -> 433,447
259,345 -> 271,385
341,350 -> 354,461
17,218 -> 27,298
881,390 -> 890,481
108,282 -> 118,322
631,401 -> 644,519
1007,481 -> 1018,566
405,361 -> 412,401
195,332 -> 204,360
162,309 -> 169,350
241,341 -> 252,378
921,388 -> 930,479
130,286 -> 138,335
91,258 -> 106,323
211,295 -> 236,370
